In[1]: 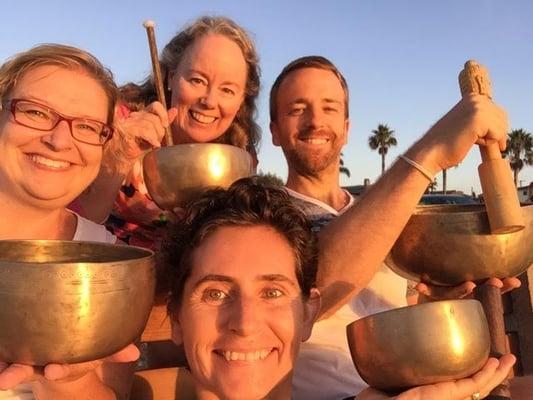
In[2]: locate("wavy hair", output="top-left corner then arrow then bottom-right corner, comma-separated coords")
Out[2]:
121,16 -> 261,152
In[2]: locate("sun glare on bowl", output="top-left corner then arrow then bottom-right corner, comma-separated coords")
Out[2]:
77,265 -> 91,320
207,149 -> 228,181
446,304 -> 465,357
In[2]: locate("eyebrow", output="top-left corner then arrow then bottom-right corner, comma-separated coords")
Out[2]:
187,69 -> 242,88
289,98 -> 342,106
193,273 -> 298,288
18,95 -> 105,122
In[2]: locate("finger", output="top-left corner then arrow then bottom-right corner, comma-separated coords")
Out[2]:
484,278 -> 504,289
167,107 -> 178,124
103,344 -> 140,363
476,354 -> 516,397
416,281 -> 475,300
44,360 -> 100,381
500,277 -> 521,294
145,101 -> 170,128
0,364 -> 35,389
125,112 -> 166,145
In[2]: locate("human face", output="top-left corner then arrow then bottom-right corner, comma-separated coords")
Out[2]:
0,65 -> 108,209
169,34 -> 247,144
172,225 -> 319,400
270,67 -> 350,177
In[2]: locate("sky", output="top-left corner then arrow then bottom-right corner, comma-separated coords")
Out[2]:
2,0 -> 532,194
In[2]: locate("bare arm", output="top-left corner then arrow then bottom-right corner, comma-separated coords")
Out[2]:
78,102 -> 176,223
317,94 -> 508,318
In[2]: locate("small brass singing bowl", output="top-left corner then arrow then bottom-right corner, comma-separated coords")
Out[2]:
143,143 -> 253,210
386,204 -> 533,286
0,240 -> 155,365
346,299 -> 490,392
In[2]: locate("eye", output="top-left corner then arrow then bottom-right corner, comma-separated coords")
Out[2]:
263,288 -> 284,299
288,107 -> 305,116
221,87 -> 236,96
324,106 -> 339,113
202,288 -> 229,304
19,105 -> 51,121
190,77 -> 206,86
74,120 -> 101,133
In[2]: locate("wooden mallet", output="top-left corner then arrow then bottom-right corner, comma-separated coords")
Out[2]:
458,60 -> 524,234
143,20 -> 174,146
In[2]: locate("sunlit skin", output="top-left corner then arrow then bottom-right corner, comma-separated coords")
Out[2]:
169,34 -> 248,145
0,66 -> 108,211
270,67 -> 349,178
171,225 -> 319,400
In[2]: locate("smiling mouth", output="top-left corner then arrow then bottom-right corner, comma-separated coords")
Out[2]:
215,348 -> 274,362
300,137 -> 330,145
28,154 -> 71,170
190,110 -> 217,124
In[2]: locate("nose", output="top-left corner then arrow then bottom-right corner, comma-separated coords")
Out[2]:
306,106 -> 325,131
199,86 -> 218,109
227,296 -> 261,336
41,120 -> 74,151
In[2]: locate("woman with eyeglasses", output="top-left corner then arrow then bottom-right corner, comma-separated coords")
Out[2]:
0,44 -> 138,400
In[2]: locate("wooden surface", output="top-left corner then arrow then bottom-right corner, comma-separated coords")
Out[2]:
141,303 -> 172,342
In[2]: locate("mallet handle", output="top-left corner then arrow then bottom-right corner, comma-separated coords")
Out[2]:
459,60 -> 524,234
143,20 -> 173,146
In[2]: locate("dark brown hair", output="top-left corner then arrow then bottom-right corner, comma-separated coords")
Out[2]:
269,55 -> 349,122
164,176 -> 318,317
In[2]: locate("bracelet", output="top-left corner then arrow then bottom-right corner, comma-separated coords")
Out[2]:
398,155 -> 434,182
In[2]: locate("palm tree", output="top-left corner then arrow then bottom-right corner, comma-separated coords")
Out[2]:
340,152 -> 351,178
426,178 -> 438,194
368,124 -> 398,174
502,129 -> 533,186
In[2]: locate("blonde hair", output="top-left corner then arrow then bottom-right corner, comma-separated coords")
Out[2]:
0,43 -> 118,124
121,16 -> 261,151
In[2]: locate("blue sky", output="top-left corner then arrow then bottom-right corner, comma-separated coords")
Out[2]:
2,0 -> 532,193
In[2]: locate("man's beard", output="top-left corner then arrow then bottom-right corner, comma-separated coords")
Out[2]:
284,128 -> 341,178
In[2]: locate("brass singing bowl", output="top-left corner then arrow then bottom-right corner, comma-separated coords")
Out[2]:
0,240 -> 155,365
143,143 -> 253,210
347,299 -> 490,391
386,204 -> 533,286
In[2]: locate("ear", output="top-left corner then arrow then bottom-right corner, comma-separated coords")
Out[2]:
301,288 -> 321,342
270,121 -> 281,147
170,315 -> 184,346
342,118 -> 350,146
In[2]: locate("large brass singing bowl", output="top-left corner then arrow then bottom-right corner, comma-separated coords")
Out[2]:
0,240 -> 155,365
143,143 -> 253,210
386,204 -> 533,286
347,299 -> 490,391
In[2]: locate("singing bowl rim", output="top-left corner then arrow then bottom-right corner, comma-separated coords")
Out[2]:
0,239 -> 155,265
0,240 -> 156,365
346,299 -> 490,390
142,143 -> 253,210
385,203 -> 533,286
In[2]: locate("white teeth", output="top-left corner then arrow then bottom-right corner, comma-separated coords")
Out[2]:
221,349 -> 271,362
190,111 -> 217,124
30,154 -> 70,169
303,138 -> 328,145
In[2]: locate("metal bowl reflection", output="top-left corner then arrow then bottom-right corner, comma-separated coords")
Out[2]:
143,143 -> 253,210
347,299 -> 490,391
0,240 -> 155,365
386,204 -> 533,286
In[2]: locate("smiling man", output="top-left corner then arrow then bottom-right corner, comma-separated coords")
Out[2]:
269,56 -> 410,400
268,55 -> 515,399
